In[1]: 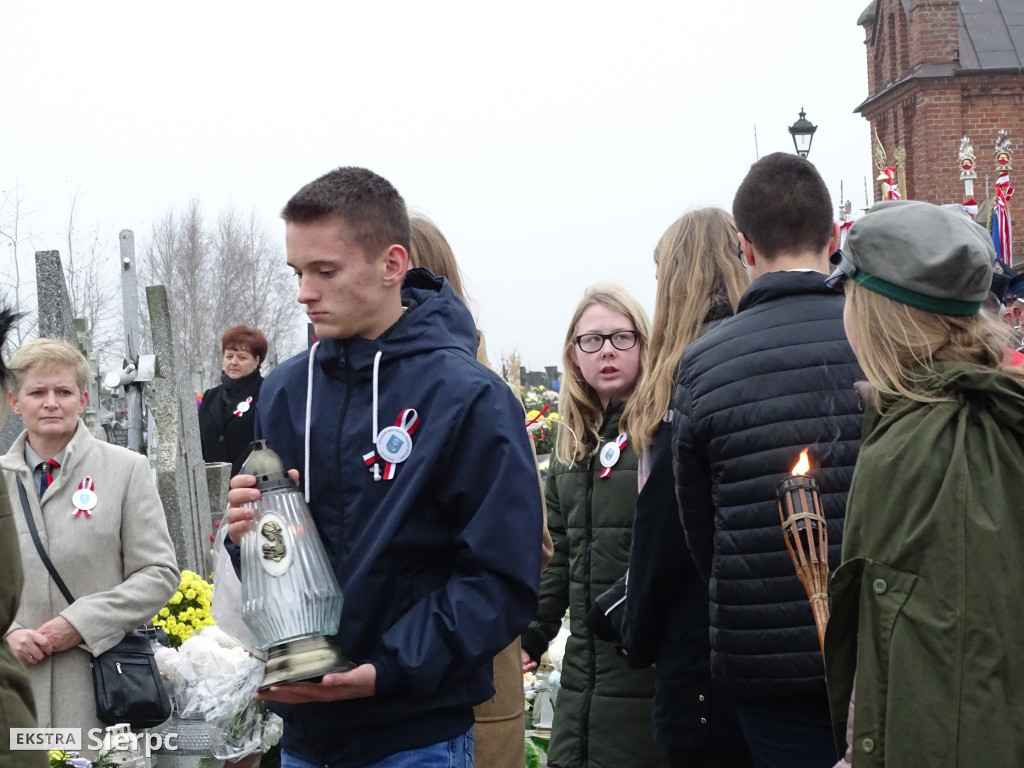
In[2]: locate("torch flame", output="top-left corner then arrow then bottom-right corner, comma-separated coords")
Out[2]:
791,449 -> 810,476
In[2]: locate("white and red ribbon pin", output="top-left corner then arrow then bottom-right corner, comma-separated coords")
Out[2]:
366,409 -> 420,481
599,432 -> 628,478
234,397 -> 253,417
72,476 -> 98,518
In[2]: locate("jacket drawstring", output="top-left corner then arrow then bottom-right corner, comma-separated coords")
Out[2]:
304,342 -> 319,503
370,351 -> 383,481
305,345 -> 385,494
371,350 -> 382,445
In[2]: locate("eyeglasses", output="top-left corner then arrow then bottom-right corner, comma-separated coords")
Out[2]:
737,242 -> 745,264
573,331 -> 640,354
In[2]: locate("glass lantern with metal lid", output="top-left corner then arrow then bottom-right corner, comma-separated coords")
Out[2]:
239,440 -> 354,689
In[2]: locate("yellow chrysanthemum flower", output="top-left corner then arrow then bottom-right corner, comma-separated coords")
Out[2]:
155,571 -> 216,647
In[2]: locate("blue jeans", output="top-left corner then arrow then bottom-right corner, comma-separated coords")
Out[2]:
281,728 -> 474,768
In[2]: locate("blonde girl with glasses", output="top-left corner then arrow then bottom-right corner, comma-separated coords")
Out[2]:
520,285 -> 669,768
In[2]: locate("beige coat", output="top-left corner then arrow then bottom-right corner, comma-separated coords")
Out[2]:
1,422 -> 179,743
474,332 -> 554,768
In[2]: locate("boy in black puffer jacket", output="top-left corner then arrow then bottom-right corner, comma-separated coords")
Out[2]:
673,153 -> 863,768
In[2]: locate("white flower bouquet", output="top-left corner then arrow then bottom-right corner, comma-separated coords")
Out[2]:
155,625 -> 282,761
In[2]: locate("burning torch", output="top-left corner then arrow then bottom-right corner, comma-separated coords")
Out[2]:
777,449 -> 830,654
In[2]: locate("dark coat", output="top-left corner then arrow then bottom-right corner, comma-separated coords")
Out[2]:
523,403 -> 668,768
0,472 -> 45,768
825,363 -> 1024,766
253,269 -> 543,767
673,270 -> 862,702
622,421 -> 749,758
198,368 -> 263,475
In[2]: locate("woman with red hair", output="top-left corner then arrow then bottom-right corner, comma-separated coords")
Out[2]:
198,325 -> 268,475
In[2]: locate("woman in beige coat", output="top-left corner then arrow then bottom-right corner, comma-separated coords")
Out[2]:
1,338 -> 178,750
411,215 -> 554,768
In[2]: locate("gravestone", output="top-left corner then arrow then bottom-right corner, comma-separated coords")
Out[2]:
205,461 -> 232,542
119,231 -> 145,453
75,317 -> 105,439
147,284 -> 213,575
0,412 -> 24,454
35,250 -> 77,343
33,250 -> 105,441
523,370 -> 547,388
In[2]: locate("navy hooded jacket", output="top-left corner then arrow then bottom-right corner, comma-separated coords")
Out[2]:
253,269 -> 543,766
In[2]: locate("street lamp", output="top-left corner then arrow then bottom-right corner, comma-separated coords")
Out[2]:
788,108 -> 817,158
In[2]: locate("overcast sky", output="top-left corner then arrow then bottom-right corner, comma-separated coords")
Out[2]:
1,1 -> 875,373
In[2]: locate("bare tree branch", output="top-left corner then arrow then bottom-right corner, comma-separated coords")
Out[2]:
0,182 -> 42,345
139,201 -> 300,390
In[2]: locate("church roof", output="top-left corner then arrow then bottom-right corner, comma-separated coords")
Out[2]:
855,0 -> 1023,112
857,0 -> 1023,70
958,0 -> 1024,70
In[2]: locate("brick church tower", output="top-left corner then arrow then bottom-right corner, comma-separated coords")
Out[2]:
855,0 -> 1023,260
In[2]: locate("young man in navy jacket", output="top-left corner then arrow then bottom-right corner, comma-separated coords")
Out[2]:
227,167 -> 543,768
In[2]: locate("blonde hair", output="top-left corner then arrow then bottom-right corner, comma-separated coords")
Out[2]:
554,285 -> 651,465
621,208 -> 747,449
9,338 -> 90,393
846,281 -> 1024,409
409,215 -> 468,304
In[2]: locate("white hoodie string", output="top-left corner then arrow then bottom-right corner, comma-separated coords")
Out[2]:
371,350 -> 382,444
369,350 -> 383,481
304,342 -> 320,503
304,345 -> 385,493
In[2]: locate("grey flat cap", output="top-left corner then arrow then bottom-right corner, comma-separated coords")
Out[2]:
827,200 -> 995,316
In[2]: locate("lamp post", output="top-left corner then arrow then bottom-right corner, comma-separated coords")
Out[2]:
789,108 -> 817,159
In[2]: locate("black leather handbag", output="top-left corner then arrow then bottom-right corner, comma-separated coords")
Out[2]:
89,630 -> 171,728
16,478 -> 172,729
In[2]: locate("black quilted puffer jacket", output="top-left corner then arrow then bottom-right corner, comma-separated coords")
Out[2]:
673,270 -> 862,703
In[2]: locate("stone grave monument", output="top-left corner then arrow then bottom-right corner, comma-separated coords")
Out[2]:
146,283 -> 214,576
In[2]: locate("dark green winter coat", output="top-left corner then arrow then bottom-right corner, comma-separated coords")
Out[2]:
825,363 -> 1024,767
523,402 -> 668,768
0,472 -> 45,768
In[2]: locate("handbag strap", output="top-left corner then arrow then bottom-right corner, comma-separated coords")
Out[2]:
15,476 -> 76,606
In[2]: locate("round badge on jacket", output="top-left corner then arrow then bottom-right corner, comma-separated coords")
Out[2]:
72,488 -> 97,511
376,426 -> 413,464
600,441 -> 621,469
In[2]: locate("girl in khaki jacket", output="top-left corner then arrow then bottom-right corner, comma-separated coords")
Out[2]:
0,307 -> 45,768
825,201 -> 1024,767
